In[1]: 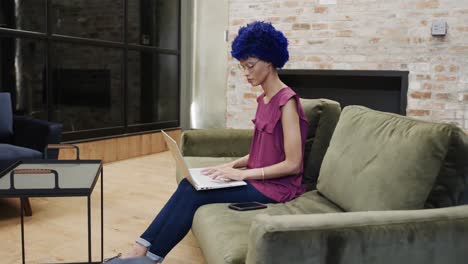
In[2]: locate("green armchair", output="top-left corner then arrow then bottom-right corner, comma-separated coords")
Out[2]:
178,101 -> 468,264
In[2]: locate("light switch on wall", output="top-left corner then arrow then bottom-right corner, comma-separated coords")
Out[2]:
431,20 -> 447,36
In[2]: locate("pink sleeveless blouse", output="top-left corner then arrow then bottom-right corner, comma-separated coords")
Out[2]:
247,87 -> 308,202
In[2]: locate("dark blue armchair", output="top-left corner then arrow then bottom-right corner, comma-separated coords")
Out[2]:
0,92 -> 63,216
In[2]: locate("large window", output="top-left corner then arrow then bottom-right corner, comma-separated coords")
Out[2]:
0,0 -> 180,141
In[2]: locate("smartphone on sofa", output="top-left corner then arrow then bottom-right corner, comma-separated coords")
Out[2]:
228,202 -> 267,211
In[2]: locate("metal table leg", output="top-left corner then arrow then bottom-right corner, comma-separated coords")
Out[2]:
88,195 -> 92,263
21,197 -> 25,264
101,168 -> 104,263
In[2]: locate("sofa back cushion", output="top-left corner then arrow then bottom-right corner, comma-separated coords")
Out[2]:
0,93 -> 13,143
317,106 -> 452,211
425,126 -> 468,208
299,99 -> 341,191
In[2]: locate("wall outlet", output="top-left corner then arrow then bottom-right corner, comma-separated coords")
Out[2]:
432,20 -> 447,36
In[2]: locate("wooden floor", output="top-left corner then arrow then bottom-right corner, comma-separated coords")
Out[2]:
0,152 -> 206,264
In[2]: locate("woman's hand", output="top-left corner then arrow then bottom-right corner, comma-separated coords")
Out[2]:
201,167 -> 245,181
201,161 -> 234,174
200,164 -> 231,181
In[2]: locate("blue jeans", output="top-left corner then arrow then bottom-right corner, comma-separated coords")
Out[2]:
137,178 -> 275,262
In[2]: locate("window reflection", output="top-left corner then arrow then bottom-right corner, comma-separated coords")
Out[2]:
0,37 -> 46,119
0,0 -> 46,32
51,43 -> 123,132
128,0 -> 179,48
128,51 -> 178,125
0,1 -> 180,141
51,0 -> 123,41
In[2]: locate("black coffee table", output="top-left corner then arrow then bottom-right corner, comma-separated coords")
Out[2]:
0,159 -> 103,264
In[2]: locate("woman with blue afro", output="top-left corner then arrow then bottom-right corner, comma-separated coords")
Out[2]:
104,21 -> 308,264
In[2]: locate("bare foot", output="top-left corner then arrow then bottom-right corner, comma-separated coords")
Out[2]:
122,242 -> 148,258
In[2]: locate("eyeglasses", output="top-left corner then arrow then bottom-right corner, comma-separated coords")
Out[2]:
237,59 -> 260,72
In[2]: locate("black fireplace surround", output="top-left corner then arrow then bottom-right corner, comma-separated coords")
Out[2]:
279,69 -> 409,115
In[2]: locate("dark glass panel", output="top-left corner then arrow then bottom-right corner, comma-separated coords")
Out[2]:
51,0 -> 124,41
0,37 -> 46,119
128,51 -> 178,125
0,1 -> 180,141
51,43 -> 123,132
128,0 -> 179,49
0,0 -> 46,33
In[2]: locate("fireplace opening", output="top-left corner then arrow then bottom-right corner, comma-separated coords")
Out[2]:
279,69 -> 409,115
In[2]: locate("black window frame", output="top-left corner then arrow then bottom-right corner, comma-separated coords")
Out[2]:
0,0 -> 181,143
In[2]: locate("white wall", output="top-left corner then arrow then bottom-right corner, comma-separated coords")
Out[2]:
190,0 -> 229,129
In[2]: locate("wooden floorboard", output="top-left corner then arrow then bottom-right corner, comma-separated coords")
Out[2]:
0,152 -> 206,264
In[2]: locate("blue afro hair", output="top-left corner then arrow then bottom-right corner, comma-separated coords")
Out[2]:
231,21 -> 289,68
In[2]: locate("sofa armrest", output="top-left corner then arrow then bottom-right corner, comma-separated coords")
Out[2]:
181,129 -> 253,157
246,205 -> 468,264
13,116 -> 63,158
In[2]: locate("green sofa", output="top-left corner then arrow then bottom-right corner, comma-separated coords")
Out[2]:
177,100 -> 468,264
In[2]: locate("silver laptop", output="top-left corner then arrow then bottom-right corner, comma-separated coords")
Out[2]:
161,130 -> 247,191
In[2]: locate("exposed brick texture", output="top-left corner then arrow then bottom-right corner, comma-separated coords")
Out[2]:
227,0 -> 468,130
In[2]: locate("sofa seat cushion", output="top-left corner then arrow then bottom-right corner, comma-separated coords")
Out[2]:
192,190 -> 343,264
317,106 -> 452,212
176,156 -> 240,184
0,144 -> 42,160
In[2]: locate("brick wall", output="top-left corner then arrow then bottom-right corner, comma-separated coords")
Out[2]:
226,0 -> 468,130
